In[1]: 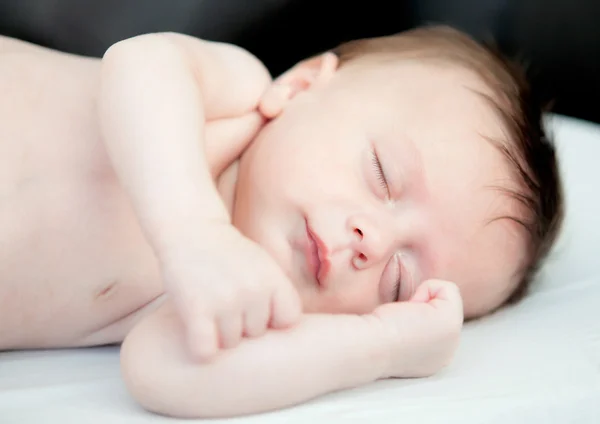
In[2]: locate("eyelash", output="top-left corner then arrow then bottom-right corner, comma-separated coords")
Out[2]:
391,258 -> 402,302
371,150 -> 389,195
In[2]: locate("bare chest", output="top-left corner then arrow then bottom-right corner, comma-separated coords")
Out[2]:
0,44 -> 166,348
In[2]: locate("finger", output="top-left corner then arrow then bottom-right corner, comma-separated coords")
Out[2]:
413,279 -> 464,323
409,282 -> 435,303
186,317 -> 219,362
269,282 -> 302,329
243,298 -> 271,338
411,279 -> 459,304
216,313 -> 244,350
258,84 -> 292,119
428,280 -> 462,309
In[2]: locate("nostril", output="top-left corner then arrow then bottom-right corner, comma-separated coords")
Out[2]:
355,228 -> 363,237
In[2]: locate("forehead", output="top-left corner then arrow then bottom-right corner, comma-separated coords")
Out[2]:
339,59 -> 516,199
339,60 -> 526,315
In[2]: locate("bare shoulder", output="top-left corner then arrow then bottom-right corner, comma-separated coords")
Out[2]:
160,33 -> 273,118
0,34 -> 99,125
105,32 -> 273,119
0,35 -> 49,54
0,35 -> 94,64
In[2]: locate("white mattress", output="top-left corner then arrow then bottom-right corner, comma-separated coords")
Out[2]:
1,114 -> 599,424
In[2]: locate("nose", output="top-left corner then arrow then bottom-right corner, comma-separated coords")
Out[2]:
347,213 -> 395,270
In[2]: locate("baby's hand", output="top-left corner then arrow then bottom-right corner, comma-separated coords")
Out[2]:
160,224 -> 302,362
373,279 -> 464,378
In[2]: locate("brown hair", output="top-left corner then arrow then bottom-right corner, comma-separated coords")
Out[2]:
331,25 -> 564,309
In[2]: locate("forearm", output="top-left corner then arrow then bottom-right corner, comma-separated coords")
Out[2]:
98,34 -> 228,254
121,302 -> 388,418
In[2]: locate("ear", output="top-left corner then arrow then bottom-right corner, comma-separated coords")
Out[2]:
259,52 -> 339,119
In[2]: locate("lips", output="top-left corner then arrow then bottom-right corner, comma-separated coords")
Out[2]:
305,220 -> 331,288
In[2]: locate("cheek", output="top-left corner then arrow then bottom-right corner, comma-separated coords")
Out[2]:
310,278 -> 382,314
251,126 -> 358,197
327,291 -> 381,314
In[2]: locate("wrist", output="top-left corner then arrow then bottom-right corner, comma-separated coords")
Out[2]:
153,213 -> 231,264
327,313 -> 392,388
359,313 -> 394,381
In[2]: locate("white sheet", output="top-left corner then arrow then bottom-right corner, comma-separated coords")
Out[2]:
1,114 -> 599,424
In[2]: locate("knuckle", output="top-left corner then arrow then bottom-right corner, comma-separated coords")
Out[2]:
215,286 -> 241,311
190,321 -> 215,340
182,296 -> 212,320
243,278 -> 268,299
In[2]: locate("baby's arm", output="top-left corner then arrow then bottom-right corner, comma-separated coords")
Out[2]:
121,300 -> 385,418
99,32 -> 270,253
100,34 -> 302,359
121,281 -> 463,418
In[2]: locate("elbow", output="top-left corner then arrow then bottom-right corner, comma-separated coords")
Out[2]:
120,331 -> 175,417
119,303 -> 276,419
103,32 -> 175,58
98,33 -> 189,118
101,33 -> 183,75
119,323 -> 222,419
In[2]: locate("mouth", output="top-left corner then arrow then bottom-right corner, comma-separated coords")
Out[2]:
304,219 -> 331,288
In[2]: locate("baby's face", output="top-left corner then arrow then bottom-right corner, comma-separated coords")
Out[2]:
233,55 -> 526,318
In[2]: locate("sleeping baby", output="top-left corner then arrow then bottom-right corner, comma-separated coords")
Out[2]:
0,25 -> 563,418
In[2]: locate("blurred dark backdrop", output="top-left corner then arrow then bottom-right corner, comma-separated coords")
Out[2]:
1,0 -> 599,124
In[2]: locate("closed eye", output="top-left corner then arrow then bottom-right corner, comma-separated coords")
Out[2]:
391,254 -> 402,302
371,149 -> 390,197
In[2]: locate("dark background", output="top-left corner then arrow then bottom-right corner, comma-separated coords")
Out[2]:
1,0 -> 599,124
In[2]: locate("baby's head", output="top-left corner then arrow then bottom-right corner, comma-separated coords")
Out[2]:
233,25 -> 563,319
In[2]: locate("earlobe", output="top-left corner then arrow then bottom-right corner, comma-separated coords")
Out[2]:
258,52 -> 339,119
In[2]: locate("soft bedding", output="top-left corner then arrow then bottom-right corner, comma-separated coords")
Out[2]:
1,113 -> 599,424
